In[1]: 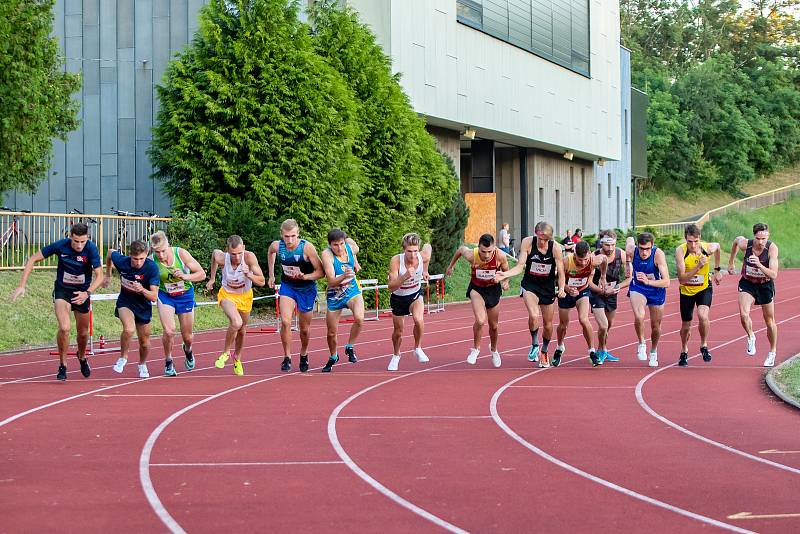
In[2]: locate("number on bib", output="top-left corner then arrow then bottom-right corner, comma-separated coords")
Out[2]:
567,277 -> 588,288
165,281 -> 186,295
282,265 -> 302,278
529,262 -> 552,276
475,269 -> 496,281
62,272 -> 85,286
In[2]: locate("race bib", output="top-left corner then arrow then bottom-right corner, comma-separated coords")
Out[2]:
282,265 -> 302,278
62,272 -> 85,286
567,277 -> 588,288
687,274 -> 705,286
475,269 -> 496,281
529,262 -> 552,276
120,277 -> 139,292
227,278 -> 247,289
165,281 -> 186,296
745,265 -> 766,278
645,273 -> 656,280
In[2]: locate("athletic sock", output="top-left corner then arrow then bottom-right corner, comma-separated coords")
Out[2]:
530,328 -> 539,346
541,339 -> 551,353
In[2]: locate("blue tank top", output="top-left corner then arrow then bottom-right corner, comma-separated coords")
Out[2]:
326,242 -> 361,305
630,245 -> 665,297
278,239 -> 315,289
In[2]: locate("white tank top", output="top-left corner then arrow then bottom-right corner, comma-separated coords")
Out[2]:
393,252 -> 423,296
222,252 -> 252,294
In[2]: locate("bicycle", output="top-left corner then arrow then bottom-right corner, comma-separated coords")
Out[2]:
62,208 -> 98,238
109,208 -> 133,251
0,207 -> 30,251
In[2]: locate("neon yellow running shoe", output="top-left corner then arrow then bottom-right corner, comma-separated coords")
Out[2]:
215,352 -> 230,369
233,359 -> 244,376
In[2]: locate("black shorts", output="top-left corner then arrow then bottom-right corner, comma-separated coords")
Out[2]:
390,291 -> 422,316
558,288 -> 592,309
520,279 -> 556,306
679,286 -> 713,322
53,284 -> 90,314
590,292 -> 618,312
738,278 -> 775,306
467,282 -> 502,309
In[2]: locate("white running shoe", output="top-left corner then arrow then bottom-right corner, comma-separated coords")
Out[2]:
637,342 -> 647,361
746,334 -> 756,356
763,352 -> 776,368
466,348 -> 480,365
113,357 -> 127,374
648,352 -> 658,368
415,348 -> 430,363
387,355 -> 401,371
138,363 -> 150,378
491,351 -> 502,368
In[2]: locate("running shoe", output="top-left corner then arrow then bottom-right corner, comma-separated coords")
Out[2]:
113,357 -> 127,374
56,364 -> 67,381
216,352 -> 230,369
299,355 -> 309,373
552,348 -> 563,367
746,335 -> 756,356
678,352 -> 689,367
388,355 -> 401,371
79,357 -> 91,378
322,354 -> 339,373
763,352 -> 776,368
345,344 -> 358,363
415,348 -> 430,363
233,359 -> 244,376
280,356 -> 291,372
636,342 -> 648,361
597,350 -> 607,364
466,348 -> 480,365
164,359 -> 177,377
648,352 -> 658,368
491,351 -> 502,368
528,344 -> 540,362
183,343 -> 195,371
701,346 -> 712,362
589,351 -> 599,367
538,352 -> 550,368
138,363 -> 150,378
603,352 -> 620,362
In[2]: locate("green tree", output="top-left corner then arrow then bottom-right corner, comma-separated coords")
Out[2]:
150,0 -> 363,246
0,0 -> 80,193
429,187 -> 469,276
309,1 -> 458,276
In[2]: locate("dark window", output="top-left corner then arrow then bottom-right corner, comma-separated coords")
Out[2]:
570,166 -> 574,193
457,0 -> 590,77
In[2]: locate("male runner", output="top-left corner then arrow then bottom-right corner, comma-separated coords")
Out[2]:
589,230 -> 629,364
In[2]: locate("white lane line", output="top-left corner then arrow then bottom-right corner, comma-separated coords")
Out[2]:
508,385 -> 634,389
95,394 -> 210,398
150,461 -> 344,467
636,311 -> 800,476
338,415 -> 491,419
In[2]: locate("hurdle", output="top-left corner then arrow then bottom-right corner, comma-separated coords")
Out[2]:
425,273 -> 446,314
339,278 -> 392,323
253,285 -> 297,333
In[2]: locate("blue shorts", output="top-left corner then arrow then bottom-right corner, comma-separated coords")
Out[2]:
628,285 -> 666,307
115,298 -> 153,325
326,283 -> 361,312
157,287 -> 196,314
279,283 -> 318,313
558,288 -> 592,309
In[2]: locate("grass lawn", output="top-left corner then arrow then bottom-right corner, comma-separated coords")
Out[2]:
774,359 -> 800,405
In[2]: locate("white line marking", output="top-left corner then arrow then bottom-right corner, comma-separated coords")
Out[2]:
95,394 -> 209,397
150,461 -> 344,467
728,511 -> 800,520
508,385 -> 634,389
338,415 -> 491,419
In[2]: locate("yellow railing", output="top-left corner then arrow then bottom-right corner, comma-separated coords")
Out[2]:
635,182 -> 800,235
0,211 -> 171,270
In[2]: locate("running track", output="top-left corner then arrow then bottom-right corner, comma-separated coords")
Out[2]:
2,271 -> 799,533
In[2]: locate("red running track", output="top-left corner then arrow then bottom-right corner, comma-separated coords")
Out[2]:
1,271 -> 799,532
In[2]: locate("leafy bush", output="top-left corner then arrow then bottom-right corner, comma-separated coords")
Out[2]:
429,188 -> 469,275
165,211 -> 222,266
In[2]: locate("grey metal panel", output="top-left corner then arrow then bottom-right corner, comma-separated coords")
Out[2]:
101,176 -> 118,213
153,179 -> 172,217
66,176 -> 84,211
135,0 -> 153,65
99,0 -> 116,60
118,0 -> 134,49
84,95 -> 101,164
154,0 -> 170,18
50,140 -> 67,201
65,14 -> 82,38
188,0 -> 205,36
100,83 -> 118,154
50,200 -> 67,215
100,67 -> 117,83
153,15 -> 171,85
84,165 -> 101,200
84,199 -> 101,215
83,25 -> 100,95
135,141 -> 154,211
117,189 -> 136,212
101,154 -> 118,177
3,191 -> 14,209
66,127 -> 84,178
135,68 -> 154,141
117,48 -> 135,119
83,0 -> 99,25
170,0 -> 189,53
65,0 -> 82,15
117,119 -> 136,189
54,0 -> 65,49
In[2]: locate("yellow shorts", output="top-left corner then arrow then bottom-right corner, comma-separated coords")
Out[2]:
218,287 -> 253,313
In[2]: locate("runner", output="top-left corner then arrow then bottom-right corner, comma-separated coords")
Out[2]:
675,224 -> 722,367
589,230 -> 629,364
11,223 -> 103,380
386,233 -> 432,371
446,234 -> 510,367
150,231 -> 206,376
267,219 -> 325,373
103,240 -> 160,378
207,235 -> 266,376
495,221 -> 565,367
554,240 -> 607,367
320,228 -> 364,373
728,222 -> 779,367
625,232 -> 670,367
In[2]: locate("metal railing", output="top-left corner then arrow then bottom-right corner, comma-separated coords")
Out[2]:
0,209 -> 171,270
635,182 -> 800,235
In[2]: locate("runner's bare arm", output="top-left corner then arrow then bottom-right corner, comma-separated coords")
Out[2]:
321,248 -> 352,288
421,243 -> 432,280
103,250 -> 117,288
245,251 -> 266,287
709,243 -> 723,285
650,249 -> 671,288
563,254 -> 577,296
10,250 -> 45,301
497,236 -> 531,280
674,245 -> 691,284
445,246 -> 471,276
617,249 -> 631,290
206,249 -> 224,291
498,251 -> 511,290
763,243 -> 780,280
597,254 -> 608,288
267,241 -> 279,288
728,236 -> 748,273
553,244 -> 566,297
346,238 -> 360,256
387,255 -> 405,292
143,283 -> 159,302
177,248 -> 206,282
302,242 -> 325,282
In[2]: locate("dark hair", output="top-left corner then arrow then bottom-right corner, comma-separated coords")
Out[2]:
129,240 -> 148,255
637,232 -> 655,246
70,223 -> 89,237
479,233 -> 494,247
684,224 -> 701,238
753,222 -> 769,235
575,240 -> 590,257
574,228 -> 582,235
327,228 -> 347,244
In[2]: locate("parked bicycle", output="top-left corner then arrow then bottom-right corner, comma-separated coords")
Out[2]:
62,208 -> 98,238
0,207 -> 30,251
109,208 -> 161,251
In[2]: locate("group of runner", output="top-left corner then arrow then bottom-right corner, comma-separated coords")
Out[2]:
9,217 -> 779,381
